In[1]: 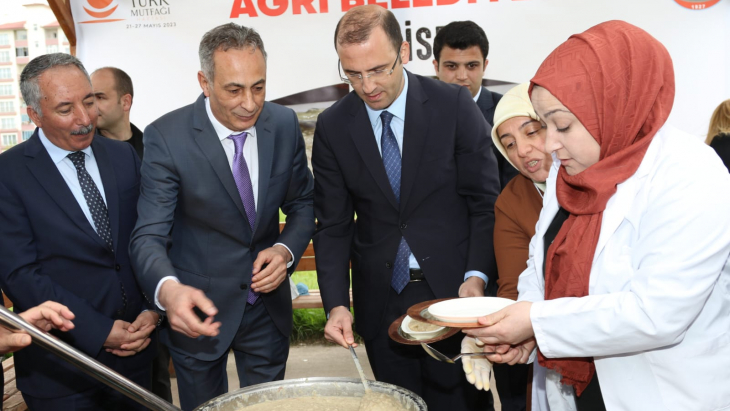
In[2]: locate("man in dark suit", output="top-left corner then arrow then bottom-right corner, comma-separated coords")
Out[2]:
433,21 -> 519,191
130,23 -> 315,411
313,6 -> 498,410
91,67 -> 145,160
0,53 -> 157,411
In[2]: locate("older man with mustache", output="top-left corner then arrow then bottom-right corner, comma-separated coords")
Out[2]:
0,53 -> 157,411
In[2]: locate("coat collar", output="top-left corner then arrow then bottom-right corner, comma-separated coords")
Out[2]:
346,70 -> 429,214
191,93 -> 274,237
24,130 -> 116,252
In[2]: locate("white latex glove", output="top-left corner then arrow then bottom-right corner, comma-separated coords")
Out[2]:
461,336 -> 493,391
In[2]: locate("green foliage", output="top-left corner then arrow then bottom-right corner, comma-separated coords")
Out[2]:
290,271 -> 360,344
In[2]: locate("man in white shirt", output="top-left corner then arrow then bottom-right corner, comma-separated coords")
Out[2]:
129,23 -> 315,411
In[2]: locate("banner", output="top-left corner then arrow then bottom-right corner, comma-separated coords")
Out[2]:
72,0 -> 729,136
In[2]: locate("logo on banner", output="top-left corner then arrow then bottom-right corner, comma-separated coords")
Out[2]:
80,0 -> 124,24
674,0 -> 721,9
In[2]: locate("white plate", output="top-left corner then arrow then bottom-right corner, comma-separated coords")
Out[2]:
428,297 -> 515,323
401,315 -> 446,340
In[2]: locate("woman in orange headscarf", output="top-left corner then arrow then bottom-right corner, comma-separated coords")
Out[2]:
466,21 -> 730,411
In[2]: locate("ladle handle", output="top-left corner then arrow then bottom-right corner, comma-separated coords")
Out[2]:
0,305 -> 181,411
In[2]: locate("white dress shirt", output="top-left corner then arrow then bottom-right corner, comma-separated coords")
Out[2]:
38,129 -> 107,231
154,99 -> 293,309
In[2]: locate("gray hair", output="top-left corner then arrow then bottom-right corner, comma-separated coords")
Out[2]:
199,23 -> 267,81
20,53 -> 89,117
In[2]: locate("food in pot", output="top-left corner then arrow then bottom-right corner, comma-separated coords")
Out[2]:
237,392 -> 407,410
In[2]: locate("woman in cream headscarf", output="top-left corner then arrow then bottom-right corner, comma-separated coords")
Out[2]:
461,83 -> 552,410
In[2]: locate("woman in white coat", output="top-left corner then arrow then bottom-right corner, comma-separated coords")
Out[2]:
466,20 -> 730,411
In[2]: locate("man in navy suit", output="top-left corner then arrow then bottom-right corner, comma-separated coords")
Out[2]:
0,53 -> 157,411
313,6 -> 498,410
130,24 -> 315,411
433,21 -> 519,191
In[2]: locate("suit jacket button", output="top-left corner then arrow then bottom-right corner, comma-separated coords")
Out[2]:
400,223 -> 407,229
240,284 -> 248,290
115,264 -> 121,271
385,262 -> 393,269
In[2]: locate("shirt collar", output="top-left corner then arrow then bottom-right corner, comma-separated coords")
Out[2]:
38,128 -> 94,165
365,68 -> 409,128
473,86 -> 482,103
205,97 -> 256,141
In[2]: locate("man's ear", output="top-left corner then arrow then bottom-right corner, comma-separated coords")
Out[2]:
198,71 -> 211,97
483,58 -> 489,74
121,94 -> 132,112
27,106 -> 43,128
432,59 -> 440,76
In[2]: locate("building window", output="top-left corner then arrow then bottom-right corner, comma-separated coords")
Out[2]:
2,134 -> 17,146
45,30 -> 58,39
16,47 -> 29,57
0,101 -> 14,113
1,117 -> 16,130
0,34 -> 9,46
0,85 -> 11,96
21,114 -> 29,123
46,45 -> 58,54
22,131 -> 32,141
34,41 -> 39,49
0,51 -> 9,63
0,68 -> 11,79
63,47 -> 70,54
33,24 -> 38,31
15,30 -> 27,41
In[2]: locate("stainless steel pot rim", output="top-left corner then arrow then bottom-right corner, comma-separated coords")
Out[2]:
195,377 -> 428,411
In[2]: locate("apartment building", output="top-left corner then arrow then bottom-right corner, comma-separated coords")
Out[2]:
0,2 -> 70,153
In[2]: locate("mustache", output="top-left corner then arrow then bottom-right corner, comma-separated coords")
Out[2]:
70,124 -> 94,136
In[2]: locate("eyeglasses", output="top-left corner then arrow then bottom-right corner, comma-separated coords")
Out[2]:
338,47 -> 402,85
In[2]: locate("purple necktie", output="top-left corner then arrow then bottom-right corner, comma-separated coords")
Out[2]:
229,131 -> 259,304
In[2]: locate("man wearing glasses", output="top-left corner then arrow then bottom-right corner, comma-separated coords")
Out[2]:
312,5 -> 499,411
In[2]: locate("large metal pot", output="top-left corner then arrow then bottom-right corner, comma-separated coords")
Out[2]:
0,306 -> 426,411
196,378 -> 426,411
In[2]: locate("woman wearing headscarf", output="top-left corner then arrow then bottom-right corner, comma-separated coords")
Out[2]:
465,20 -> 730,411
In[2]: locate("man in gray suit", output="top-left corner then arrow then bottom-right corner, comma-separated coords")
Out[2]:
130,23 -> 315,411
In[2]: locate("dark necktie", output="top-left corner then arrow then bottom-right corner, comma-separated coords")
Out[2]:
380,111 -> 411,294
228,132 -> 259,304
68,151 -> 114,252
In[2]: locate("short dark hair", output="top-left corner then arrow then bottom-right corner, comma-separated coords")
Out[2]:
433,21 -> 489,63
94,67 -> 134,102
199,23 -> 267,81
335,7 -> 402,53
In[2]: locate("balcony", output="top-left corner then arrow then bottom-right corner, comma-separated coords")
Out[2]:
14,40 -> 27,48
16,57 -> 28,64
46,38 -> 58,46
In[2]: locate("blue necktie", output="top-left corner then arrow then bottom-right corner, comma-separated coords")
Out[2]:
380,111 -> 411,294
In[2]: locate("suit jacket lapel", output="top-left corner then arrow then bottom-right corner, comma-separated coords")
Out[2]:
476,87 -> 494,119
347,96 -> 399,210
254,104 -> 274,236
92,137 -> 119,251
190,94 -> 249,228
24,131 -> 109,250
400,71 -> 428,215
